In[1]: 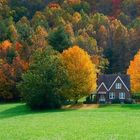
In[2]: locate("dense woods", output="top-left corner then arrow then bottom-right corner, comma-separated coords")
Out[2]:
0,0 -> 140,107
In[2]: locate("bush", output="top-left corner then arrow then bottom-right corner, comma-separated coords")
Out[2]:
132,94 -> 140,103
18,47 -> 68,110
111,99 -> 120,104
83,94 -> 97,104
132,94 -> 140,99
111,99 -> 134,104
124,98 -> 134,104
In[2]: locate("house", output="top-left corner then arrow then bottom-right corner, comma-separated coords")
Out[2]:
97,74 -> 131,103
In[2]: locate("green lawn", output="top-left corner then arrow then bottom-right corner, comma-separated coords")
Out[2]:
0,103 -> 140,140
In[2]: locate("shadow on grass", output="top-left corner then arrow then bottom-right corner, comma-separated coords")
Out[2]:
0,104 -> 74,119
1,103 -> 140,119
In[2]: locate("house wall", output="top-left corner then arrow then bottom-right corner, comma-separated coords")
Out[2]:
107,78 -> 130,102
97,78 -> 131,103
97,84 -> 107,102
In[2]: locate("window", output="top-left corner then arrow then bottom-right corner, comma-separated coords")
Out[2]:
115,83 -> 122,89
99,95 -> 105,102
109,92 -> 115,99
119,92 -> 125,99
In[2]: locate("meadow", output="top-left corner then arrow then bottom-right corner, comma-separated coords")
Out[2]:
0,103 -> 140,140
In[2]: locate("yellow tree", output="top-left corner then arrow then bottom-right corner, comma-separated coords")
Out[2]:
62,46 -> 97,102
72,12 -> 81,23
127,50 -> 140,93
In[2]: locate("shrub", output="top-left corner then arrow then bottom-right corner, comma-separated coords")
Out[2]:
83,94 -> 97,104
132,94 -> 140,103
124,98 -> 134,104
111,99 -> 120,104
132,94 -> 140,99
18,47 -> 68,110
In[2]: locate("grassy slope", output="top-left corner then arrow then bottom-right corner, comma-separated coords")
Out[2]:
0,104 -> 140,140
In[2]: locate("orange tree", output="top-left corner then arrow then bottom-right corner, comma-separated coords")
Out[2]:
127,50 -> 140,93
61,46 -> 97,103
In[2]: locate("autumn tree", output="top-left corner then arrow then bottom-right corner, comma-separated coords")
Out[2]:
0,69 -> 13,101
8,24 -> 19,42
43,7 -> 64,28
103,19 -> 130,73
122,0 -> 137,19
0,40 -> 28,101
31,26 -> 48,51
61,46 -> 97,103
74,34 -> 98,55
127,50 -> 140,93
31,11 -> 48,29
72,12 -> 81,23
16,17 -> 33,43
0,0 -> 11,18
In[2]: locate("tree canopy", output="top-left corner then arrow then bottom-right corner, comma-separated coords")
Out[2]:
0,0 -> 140,104
127,50 -> 140,93
61,46 -> 97,102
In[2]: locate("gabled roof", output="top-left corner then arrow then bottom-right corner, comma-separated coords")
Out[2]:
97,74 -> 130,91
97,82 -> 108,91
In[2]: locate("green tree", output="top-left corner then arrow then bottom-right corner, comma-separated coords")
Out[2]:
122,0 -> 137,19
6,47 -> 17,64
48,26 -> 72,52
16,17 -> 33,42
18,47 -> 68,109
31,11 -> 48,29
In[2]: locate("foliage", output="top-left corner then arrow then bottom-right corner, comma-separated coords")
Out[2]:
0,0 -> 140,102
48,26 -> 72,52
127,50 -> 140,93
0,40 -> 28,101
61,46 -> 97,102
132,94 -> 140,103
83,95 -> 97,104
0,69 -> 13,102
18,47 -> 68,109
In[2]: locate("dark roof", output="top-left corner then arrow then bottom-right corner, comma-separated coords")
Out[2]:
97,74 -> 130,90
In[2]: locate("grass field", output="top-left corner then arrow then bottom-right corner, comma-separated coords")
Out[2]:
1,103 -> 140,140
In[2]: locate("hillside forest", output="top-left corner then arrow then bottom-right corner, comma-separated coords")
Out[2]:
0,0 -> 140,108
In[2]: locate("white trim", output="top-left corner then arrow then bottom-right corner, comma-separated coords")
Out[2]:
108,76 -> 129,91
97,82 -> 108,91
109,92 -> 115,99
119,92 -> 125,99
115,83 -> 122,89
98,91 -> 106,94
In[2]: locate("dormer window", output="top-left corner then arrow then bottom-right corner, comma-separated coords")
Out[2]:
115,83 -> 122,89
